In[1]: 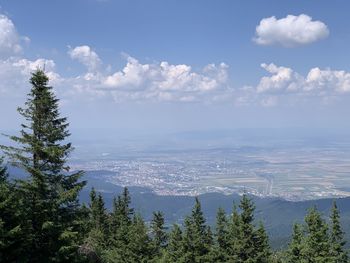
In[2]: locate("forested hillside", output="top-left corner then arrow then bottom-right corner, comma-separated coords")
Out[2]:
0,70 -> 349,262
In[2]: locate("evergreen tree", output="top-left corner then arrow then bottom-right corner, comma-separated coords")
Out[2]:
0,156 -> 7,182
209,207 -> 229,262
89,188 -> 108,233
237,194 -> 256,262
253,222 -> 271,263
0,157 -> 27,262
104,188 -> 135,262
105,213 -> 152,263
1,70 -> 86,262
150,211 -> 168,256
127,214 -> 153,262
181,197 -> 212,262
285,223 -> 305,263
215,207 -> 228,250
81,188 -> 108,261
227,204 -> 241,261
164,224 -> 183,262
110,187 -> 133,231
329,201 -> 348,263
302,206 -> 331,263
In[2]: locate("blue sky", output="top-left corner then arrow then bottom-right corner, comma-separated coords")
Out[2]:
1,0 -> 350,134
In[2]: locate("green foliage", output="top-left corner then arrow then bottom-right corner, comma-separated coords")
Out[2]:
226,204 -> 241,260
164,224 -> 183,262
150,211 -> 168,257
284,204 -> 349,263
302,206 -> 331,262
181,197 -> 212,262
0,156 -> 7,182
329,201 -> 348,263
209,207 -> 229,262
0,157 -> 28,262
1,70 -> 85,262
253,222 -> 271,263
238,194 -> 256,262
285,223 -> 304,263
89,188 -> 108,234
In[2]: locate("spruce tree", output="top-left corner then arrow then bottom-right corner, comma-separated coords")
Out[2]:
0,157 -> 27,262
1,70 -> 86,262
215,207 -> 228,250
150,211 -> 168,256
105,188 -> 135,261
81,188 -> 108,261
165,224 -> 183,262
181,197 -> 212,262
209,207 -> 229,262
253,222 -> 271,263
238,194 -> 256,262
110,187 -> 133,230
227,204 -> 241,261
329,201 -> 348,263
0,156 -> 7,182
302,206 -> 331,263
127,214 -> 152,262
89,188 -> 108,233
285,223 -> 304,263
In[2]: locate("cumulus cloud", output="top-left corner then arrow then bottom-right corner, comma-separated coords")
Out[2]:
0,58 -> 60,95
257,63 -> 303,93
256,63 -> 350,100
101,55 -> 229,102
68,45 -> 101,71
254,14 -> 329,47
64,49 -> 350,106
305,68 -> 350,93
104,56 -> 151,89
0,14 -> 60,95
0,14 -> 28,57
13,58 -> 60,82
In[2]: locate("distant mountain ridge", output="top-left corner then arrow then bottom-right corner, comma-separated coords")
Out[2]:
81,170 -> 350,249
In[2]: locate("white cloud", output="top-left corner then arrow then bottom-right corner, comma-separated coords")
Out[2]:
64,52 -> 350,106
256,63 -> 350,100
13,58 -> 60,82
306,68 -> 350,93
101,55 -> 229,102
0,58 -> 60,95
68,45 -> 101,71
257,63 -> 303,93
104,56 -> 151,89
0,14 -> 60,95
254,14 -> 329,47
0,14 -> 27,57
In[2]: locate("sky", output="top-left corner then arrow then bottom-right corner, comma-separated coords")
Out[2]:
0,0 -> 350,136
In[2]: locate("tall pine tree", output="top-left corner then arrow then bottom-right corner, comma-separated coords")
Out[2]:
302,206 -> 331,263
227,204 -> 241,261
253,222 -> 271,263
164,224 -> 183,262
285,223 -> 305,263
1,70 -> 86,262
181,197 -> 212,262
329,201 -> 348,263
209,207 -> 229,262
238,194 -> 256,262
150,211 -> 168,256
